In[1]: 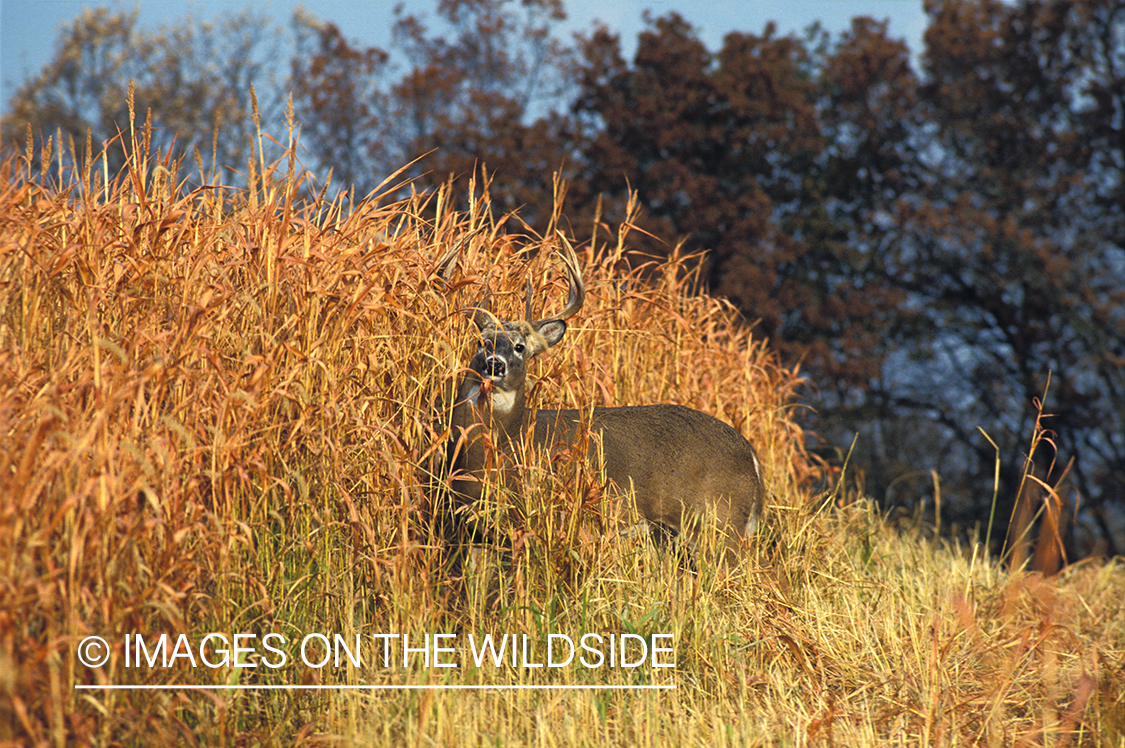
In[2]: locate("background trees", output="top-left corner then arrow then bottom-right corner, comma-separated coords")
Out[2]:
292,0 -> 577,212
575,0 -> 1124,557
3,0 -> 1122,557
0,7 -> 290,180
885,0 -> 1124,551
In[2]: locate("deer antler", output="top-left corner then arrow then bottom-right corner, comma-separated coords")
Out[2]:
532,238 -> 585,325
434,242 -> 461,281
466,265 -> 496,330
524,275 -> 535,323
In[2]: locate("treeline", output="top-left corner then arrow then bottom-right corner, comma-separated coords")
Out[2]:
3,0 -> 1122,558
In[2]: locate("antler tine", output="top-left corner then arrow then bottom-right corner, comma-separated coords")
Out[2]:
434,242 -> 461,281
543,238 -> 585,323
524,275 -> 535,322
462,265 -> 497,329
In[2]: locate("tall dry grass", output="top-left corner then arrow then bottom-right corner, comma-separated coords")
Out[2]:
1,116 -> 1122,746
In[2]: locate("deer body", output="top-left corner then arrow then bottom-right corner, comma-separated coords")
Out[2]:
534,404 -> 763,543
442,248 -> 765,563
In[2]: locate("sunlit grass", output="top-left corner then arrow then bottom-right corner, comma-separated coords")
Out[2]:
1,115 -> 1122,747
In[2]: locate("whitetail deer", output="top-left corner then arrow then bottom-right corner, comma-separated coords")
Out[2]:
439,245 -> 766,564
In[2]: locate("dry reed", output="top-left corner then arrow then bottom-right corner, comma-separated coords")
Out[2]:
0,116 -> 1121,746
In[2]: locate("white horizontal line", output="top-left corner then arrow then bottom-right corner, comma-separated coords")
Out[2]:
75,684 -> 675,691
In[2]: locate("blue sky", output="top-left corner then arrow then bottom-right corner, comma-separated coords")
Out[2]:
2,0 -> 928,111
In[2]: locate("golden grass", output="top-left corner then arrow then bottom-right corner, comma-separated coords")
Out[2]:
1,123 -> 1122,747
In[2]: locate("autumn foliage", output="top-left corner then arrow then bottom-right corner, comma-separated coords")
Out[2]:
4,0 -> 1123,555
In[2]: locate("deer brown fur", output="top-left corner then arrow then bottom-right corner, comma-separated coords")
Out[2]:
438,245 -> 766,564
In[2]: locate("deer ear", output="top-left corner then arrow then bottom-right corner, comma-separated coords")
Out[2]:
536,320 -> 567,348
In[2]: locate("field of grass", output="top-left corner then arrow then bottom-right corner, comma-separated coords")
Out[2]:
1,123 -> 1123,747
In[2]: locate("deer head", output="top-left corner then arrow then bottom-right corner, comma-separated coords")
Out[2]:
459,244 -> 585,440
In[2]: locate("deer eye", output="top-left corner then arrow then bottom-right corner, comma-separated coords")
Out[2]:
514,343 -> 525,354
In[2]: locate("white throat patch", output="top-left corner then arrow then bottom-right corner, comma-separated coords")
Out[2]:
490,387 -> 517,415
465,382 -> 517,415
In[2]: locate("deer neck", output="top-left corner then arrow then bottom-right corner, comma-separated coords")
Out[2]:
455,371 -> 528,447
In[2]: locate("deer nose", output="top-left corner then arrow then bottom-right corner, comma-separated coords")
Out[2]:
483,355 -> 506,378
